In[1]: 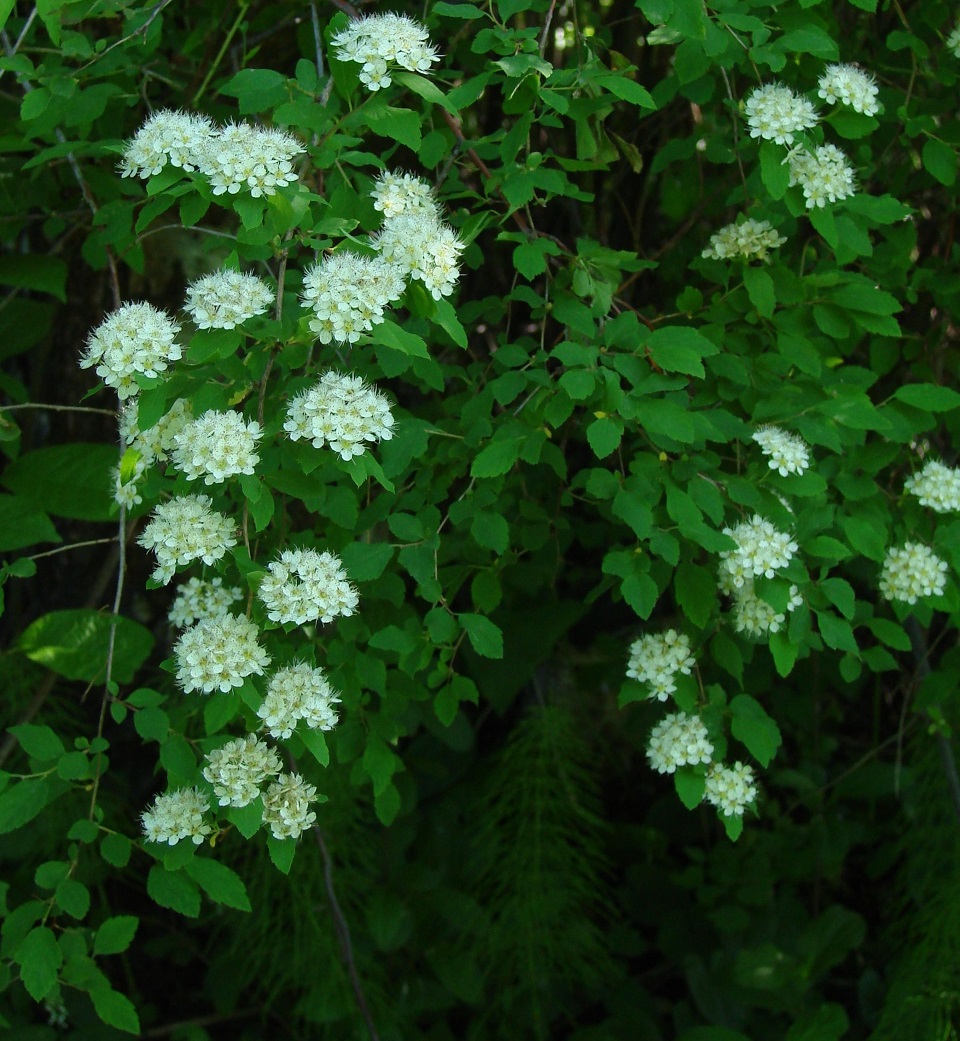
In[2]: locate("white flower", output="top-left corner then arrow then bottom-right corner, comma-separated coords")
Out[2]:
169,576 -> 243,629
80,302 -> 182,400
138,494 -> 238,584
257,661 -> 341,739
174,613 -> 271,694
904,459 -> 960,513
261,772 -> 319,839
258,548 -> 359,625
646,712 -> 714,774
720,515 -> 799,588
371,170 -> 438,218
119,109 -> 216,178
625,629 -> 696,701
702,218 -> 787,261
949,23 -> 960,58
120,397 -> 193,466
787,144 -> 857,208
375,210 -> 464,300
817,64 -> 879,116
704,762 -> 757,816
141,787 -> 211,845
331,13 -> 440,91
879,543 -> 948,604
113,462 -> 145,508
184,269 -> 273,329
172,410 -> 263,484
744,82 -> 818,145
724,576 -> 803,637
198,121 -> 303,198
284,371 -> 395,460
301,252 -> 406,345
202,734 -> 282,807
752,426 -> 811,476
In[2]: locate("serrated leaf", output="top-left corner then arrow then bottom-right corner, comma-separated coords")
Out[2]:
674,768 -> 706,809
184,857 -> 251,911
0,778 -> 54,835
15,926 -> 61,1000
586,416 -> 623,458
730,694 -> 782,767
90,985 -> 140,1035
743,266 -> 775,317
267,836 -> 297,874
9,724 -> 65,762
372,319 -> 430,358
55,878 -> 90,919
459,612 -> 504,658
759,140 -> 790,199
769,631 -> 799,677
894,383 -> 960,412
675,563 -> 717,628
471,438 -> 521,478
93,915 -> 139,956
922,138 -> 957,187
147,865 -> 201,918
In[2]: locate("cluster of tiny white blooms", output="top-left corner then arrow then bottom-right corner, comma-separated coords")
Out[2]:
284,372 -> 395,460
171,410 -> 263,484
788,144 -> 857,208
949,22 -> 960,58
113,463 -> 144,509
168,576 -> 243,629
701,218 -> 787,261
752,426 -> 811,476
744,82 -> 818,144
257,662 -> 341,739
720,515 -> 799,588
198,122 -> 302,198
726,578 -> 803,637
202,734 -> 282,808
625,630 -> 696,701
704,762 -> 758,817
904,459 -> 960,513
174,613 -> 271,694
646,712 -> 714,775
375,210 -> 465,299
119,109 -> 215,178
817,64 -> 880,116
184,269 -> 273,329
120,397 -> 193,466
79,302 -> 182,400
371,170 -> 437,218
261,773 -> 319,840
331,13 -> 440,90
140,787 -> 211,845
138,494 -> 238,584
301,252 -> 406,345
258,548 -> 359,625
879,543 -> 949,604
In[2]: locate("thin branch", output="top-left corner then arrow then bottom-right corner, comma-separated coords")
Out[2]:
191,0 -> 251,107
0,403 -> 116,416
23,537 -> 118,562
75,0 -> 175,73
539,0 -> 559,56
311,0 -> 325,78
0,6 -> 38,84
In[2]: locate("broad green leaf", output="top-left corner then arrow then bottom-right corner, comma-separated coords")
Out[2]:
2,443 -> 117,521
471,438 -> 521,478
184,858 -> 251,911
147,865 -> 201,918
0,494 -> 60,552
219,68 -> 289,113
89,985 -> 140,1035
759,140 -> 790,199
743,266 -> 775,318
730,694 -> 782,767
894,384 -> 960,412
14,926 -> 61,1000
267,836 -> 297,873
93,916 -> 139,956
922,138 -> 957,187
586,416 -> 623,458
55,878 -> 90,919
0,254 -> 67,301
459,612 -> 504,658
674,768 -> 706,809
675,563 -> 717,628
372,319 -> 430,358
594,72 -> 656,109
366,106 -> 421,150
0,778 -> 56,835
9,724 -> 65,762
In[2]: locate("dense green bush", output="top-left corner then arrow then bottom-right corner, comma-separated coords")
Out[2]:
2,0 -> 960,1038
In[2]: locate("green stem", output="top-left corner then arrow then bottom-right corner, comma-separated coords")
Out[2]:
192,0 -> 251,108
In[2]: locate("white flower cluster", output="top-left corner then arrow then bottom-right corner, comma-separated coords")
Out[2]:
184,269 -> 273,329
879,543 -> 949,604
722,576 -> 803,637
202,734 -> 282,808
174,612 -> 271,693
80,302 -> 182,400
752,425 -> 811,476
787,144 -> 857,209
257,662 -> 341,739
949,22 -> 960,59
300,252 -> 406,345
172,410 -> 263,484
258,548 -> 359,625
701,218 -> 787,261
138,494 -> 238,584
625,629 -> 696,701
261,772 -> 319,839
371,170 -> 437,217
284,371 -> 395,460
114,397 -> 194,507
904,459 -> 960,513
817,64 -> 879,116
331,13 -> 440,90
720,515 -> 799,589
744,82 -> 818,145
120,110 -> 302,197
141,787 -> 211,845
374,208 -> 465,300
168,576 -> 242,629
646,712 -> 714,774
704,762 -> 757,817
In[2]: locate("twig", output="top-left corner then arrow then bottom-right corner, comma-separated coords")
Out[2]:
0,403 -> 116,416
191,0 -> 251,107
22,537 -> 118,562
539,0 -> 559,56
327,0 -> 360,18
76,0 -> 175,73
0,6 -> 38,84
311,0 -> 325,78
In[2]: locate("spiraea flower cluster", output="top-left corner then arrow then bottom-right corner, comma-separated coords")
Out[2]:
174,613 -> 271,694
722,575 -> 803,637
817,64 -> 880,116
646,712 -> 714,774
752,426 -> 811,476
300,252 -> 406,345
258,549 -> 359,625
172,410 -> 263,484
184,269 -> 273,329
284,371 -> 395,459
904,459 -> 960,513
331,13 -> 440,90
261,773 -> 319,839
787,144 -> 857,208
374,207 -> 465,300
80,302 -> 182,400
626,629 -> 696,701
371,170 -> 437,217
203,734 -> 282,807
879,543 -> 949,604
701,218 -> 787,261
704,762 -> 757,817
168,577 -> 242,629
744,82 -> 818,144
140,787 -> 211,845
138,494 -> 238,584
114,397 -> 194,507
720,515 -> 799,588
119,110 -> 214,178
257,662 -> 341,739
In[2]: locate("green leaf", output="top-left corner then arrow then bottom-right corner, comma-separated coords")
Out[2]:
267,835 -> 297,874
89,985 -> 140,1035
743,266 -> 775,318
100,833 -> 132,868
147,865 -> 201,918
374,783 -> 402,826
55,878 -> 90,919
730,694 -> 782,767
392,70 -> 458,113
339,541 -> 393,581
459,613 -> 504,658
372,319 -> 430,358
226,800 -> 262,839
9,724 -> 65,762
0,495 -> 60,552
646,325 -> 718,376
300,727 -> 330,767
184,858 -> 251,911
219,68 -> 289,114
594,72 -> 656,109
817,611 -> 859,654
471,511 -> 509,554
0,778 -> 55,835
675,563 -> 717,628
15,926 -> 61,1000
674,767 -> 706,809
759,140 -> 790,199
820,577 -> 856,619
922,138 -> 957,187
433,0 -> 485,15
471,438 -> 521,478
93,916 -> 139,956
894,383 -> 960,412
0,254 -> 67,301
2,443 -> 117,521
586,416 -> 623,458
769,631 -> 799,677
366,106 -> 421,150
